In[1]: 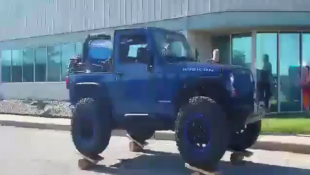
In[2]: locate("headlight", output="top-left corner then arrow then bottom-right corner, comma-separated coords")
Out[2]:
230,73 -> 234,83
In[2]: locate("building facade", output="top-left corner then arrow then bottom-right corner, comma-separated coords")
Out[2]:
1,0 -> 310,113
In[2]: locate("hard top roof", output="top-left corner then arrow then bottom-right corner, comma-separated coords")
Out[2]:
89,27 -> 180,38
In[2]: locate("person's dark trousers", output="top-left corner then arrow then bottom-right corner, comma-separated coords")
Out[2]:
257,81 -> 272,108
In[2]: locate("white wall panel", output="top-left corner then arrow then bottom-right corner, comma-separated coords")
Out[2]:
0,82 -> 68,101
0,0 -> 310,41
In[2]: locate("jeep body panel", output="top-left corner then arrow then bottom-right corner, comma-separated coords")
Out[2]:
68,27 -> 255,131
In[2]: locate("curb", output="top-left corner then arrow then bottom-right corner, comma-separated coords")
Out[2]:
0,119 -> 128,137
0,112 -> 70,119
154,131 -> 310,155
1,118 -> 310,155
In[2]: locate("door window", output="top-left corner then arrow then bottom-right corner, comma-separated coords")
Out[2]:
118,34 -> 148,64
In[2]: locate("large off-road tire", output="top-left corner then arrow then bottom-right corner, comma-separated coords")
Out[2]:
127,130 -> 155,143
175,96 -> 230,169
71,98 -> 112,157
229,121 -> 261,152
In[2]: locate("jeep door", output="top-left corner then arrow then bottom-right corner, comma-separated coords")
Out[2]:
113,29 -> 155,115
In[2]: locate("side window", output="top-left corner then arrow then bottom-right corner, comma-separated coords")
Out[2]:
88,40 -> 112,61
88,39 -> 113,72
118,34 -> 148,64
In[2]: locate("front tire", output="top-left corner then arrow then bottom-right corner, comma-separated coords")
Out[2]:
71,98 -> 112,157
229,121 -> 261,152
175,96 -> 230,169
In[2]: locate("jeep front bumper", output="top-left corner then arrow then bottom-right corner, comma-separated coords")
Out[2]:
228,101 -> 265,130
245,102 -> 266,124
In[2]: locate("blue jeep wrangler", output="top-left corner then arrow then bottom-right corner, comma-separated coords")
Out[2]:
67,27 -> 260,169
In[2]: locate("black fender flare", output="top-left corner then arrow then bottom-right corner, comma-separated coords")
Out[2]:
72,82 -> 111,105
173,78 -> 230,112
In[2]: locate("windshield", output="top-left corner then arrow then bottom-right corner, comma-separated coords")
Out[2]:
153,30 -> 196,63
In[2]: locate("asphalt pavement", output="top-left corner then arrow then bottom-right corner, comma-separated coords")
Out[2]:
1,126 -> 310,175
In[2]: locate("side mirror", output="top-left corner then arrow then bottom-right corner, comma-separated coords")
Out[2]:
195,48 -> 199,61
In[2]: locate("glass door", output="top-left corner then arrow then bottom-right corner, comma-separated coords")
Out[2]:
278,33 -> 301,112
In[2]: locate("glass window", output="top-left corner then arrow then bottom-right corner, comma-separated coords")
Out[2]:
153,30 -> 195,62
1,50 -> 11,82
22,49 -> 34,82
118,34 -> 149,64
212,35 -> 230,64
256,33 -> 278,112
232,34 -> 252,69
279,33 -> 301,112
88,40 -> 112,60
35,47 -> 47,82
11,50 -> 23,82
128,44 -> 147,57
47,45 -> 61,81
75,42 -> 83,55
301,33 -> 310,111
61,43 -> 75,81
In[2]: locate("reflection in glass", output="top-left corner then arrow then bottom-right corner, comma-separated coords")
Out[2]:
75,42 -> 83,55
279,33 -> 301,112
256,33 -> 278,112
61,43 -> 76,81
1,50 -> 11,82
47,45 -> 61,82
11,50 -> 23,82
23,49 -> 34,82
212,35 -> 230,64
232,34 -> 252,69
35,47 -> 47,82
301,33 -> 310,111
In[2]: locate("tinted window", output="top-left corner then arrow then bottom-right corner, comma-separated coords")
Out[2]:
1,50 -> 11,82
118,34 -> 148,64
61,43 -> 76,80
232,34 -> 252,69
47,45 -> 61,82
35,47 -> 47,82
23,49 -> 34,82
256,33 -> 278,112
279,33 -> 301,112
11,50 -> 23,82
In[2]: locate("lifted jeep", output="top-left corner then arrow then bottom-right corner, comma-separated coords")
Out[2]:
67,27 -> 261,170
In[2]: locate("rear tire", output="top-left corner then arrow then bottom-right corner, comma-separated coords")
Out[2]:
175,96 -> 230,169
71,98 -> 112,157
229,121 -> 261,152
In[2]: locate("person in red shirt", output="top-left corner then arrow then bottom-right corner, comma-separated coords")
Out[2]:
301,65 -> 310,111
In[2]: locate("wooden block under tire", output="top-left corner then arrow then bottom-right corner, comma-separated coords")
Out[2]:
78,155 -> 103,170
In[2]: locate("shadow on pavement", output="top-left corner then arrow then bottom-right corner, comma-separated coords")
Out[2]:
91,149 -> 310,175
252,142 -> 310,155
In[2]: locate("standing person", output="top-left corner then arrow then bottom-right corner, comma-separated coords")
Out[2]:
207,49 -> 220,63
301,65 -> 310,111
212,49 -> 220,63
258,54 -> 272,111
